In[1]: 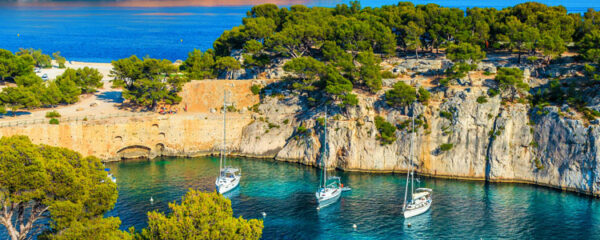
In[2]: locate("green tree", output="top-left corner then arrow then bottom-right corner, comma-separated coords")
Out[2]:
386,81 -> 417,107
16,48 -> 52,68
52,51 -> 67,68
215,57 -> 242,80
578,30 -> 600,64
356,51 -> 382,92
0,49 -> 35,81
111,56 -> 181,110
446,42 -> 486,63
56,67 -> 104,93
14,73 -> 43,87
283,56 -> 325,84
55,76 -> 82,104
181,49 -> 216,80
137,189 -> 263,240
404,21 -> 425,59
0,135 -> 126,240
494,67 -> 529,100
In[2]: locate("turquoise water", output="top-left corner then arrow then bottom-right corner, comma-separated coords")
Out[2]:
1,1 -> 598,62
104,157 -> 600,239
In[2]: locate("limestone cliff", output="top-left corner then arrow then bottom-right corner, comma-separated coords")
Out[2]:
1,69 -> 599,197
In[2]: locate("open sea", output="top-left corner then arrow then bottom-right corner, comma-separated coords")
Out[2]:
0,0 -> 598,62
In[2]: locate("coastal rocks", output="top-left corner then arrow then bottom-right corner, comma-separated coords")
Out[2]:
477,62 -> 497,74
393,59 -> 452,75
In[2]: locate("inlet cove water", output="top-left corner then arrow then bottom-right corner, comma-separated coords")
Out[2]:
105,157 -> 600,239
0,1 -> 598,62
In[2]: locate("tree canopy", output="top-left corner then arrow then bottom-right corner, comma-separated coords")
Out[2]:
0,135 -> 126,240
137,189 -> 263,240
110,55 -> 184,109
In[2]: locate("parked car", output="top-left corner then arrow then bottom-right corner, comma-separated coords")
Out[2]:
41,73 -> 48,81
34,67 -> 41,73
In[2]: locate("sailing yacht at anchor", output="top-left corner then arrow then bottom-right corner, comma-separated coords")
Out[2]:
315,109 -> 344,209
215,90 -> 241,194
402,90 -> 432,218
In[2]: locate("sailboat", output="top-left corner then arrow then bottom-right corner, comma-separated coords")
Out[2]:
215,90 -> 241,194
402,95 -> 432,218
315,109 -> 344,209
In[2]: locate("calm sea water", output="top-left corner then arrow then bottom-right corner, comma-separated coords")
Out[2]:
102,157 -> 600,240
0,0 -> 598,62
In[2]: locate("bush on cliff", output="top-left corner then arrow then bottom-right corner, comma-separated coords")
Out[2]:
375,116 -> 397,145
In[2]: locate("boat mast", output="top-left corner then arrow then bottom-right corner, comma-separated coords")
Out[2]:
403,88 -> 417,211
222,90 -> 227,172
410,90 -> 415,198
322,107 -> 328,188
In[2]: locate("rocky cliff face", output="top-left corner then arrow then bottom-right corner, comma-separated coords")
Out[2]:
1,68 -> 598,197
235,83 -> 600,196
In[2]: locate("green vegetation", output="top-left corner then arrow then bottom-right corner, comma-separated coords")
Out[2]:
45,110 -> 61,118
296,125 -> 308,135
16,48 -> 51,68
251,84 -> 262,95
110,55 -> 184,110
534,158 -> 544,170
180,49 -> 216,79
0,136 -> 264,240
52,51 -> 66,68
49,118 -> 59,124
439,143 -> 454,151
494,67 -> 529,100
0,136 -> 125,240
417,87 -> 431,105
477,96 -> 488,104
440,111 -> 453,120
374,116 -> 397,145
137,190 -> 263,240
386,81 -> 415,107
381,71 -> 397,79
0,50 -> 105,114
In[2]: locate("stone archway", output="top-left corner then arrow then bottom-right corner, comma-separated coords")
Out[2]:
155,143 -> 165,155
117,145 -> 151,159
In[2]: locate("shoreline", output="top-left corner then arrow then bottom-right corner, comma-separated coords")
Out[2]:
110,152 -> 600,199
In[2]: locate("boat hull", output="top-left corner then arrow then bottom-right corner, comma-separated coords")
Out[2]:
316,188 -> 342,209
403,200 -> 431,218
216,176 -> 240,194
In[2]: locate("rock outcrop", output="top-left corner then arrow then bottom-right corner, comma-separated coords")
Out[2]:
1,64 -> 599,197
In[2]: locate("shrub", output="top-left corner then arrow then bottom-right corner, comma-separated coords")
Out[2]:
316,117 -> 325,126
45,110 -> 61,118
268,122 -> 279,129
534,158 -> 544,170
297,125 -> 308,135
417,87 -> 431,105
381,71 -> 397,79
439,143 -> 453,151
488,88 -> 500,97
440,111 -> 453,120
386,81 -> 416,107
477,96 -> 488,104
250,84 -> 262,95
374,116 -> 397,145
49,118 -> 59,124
283,119 -> 289,124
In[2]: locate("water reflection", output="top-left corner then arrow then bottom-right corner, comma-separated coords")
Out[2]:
104,157 -> 600,240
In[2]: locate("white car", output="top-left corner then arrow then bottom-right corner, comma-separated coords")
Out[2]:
41,74 -> 48,81
34,67 -> 41,73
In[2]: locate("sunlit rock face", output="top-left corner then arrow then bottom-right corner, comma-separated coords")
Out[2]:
1,70 -> 599,197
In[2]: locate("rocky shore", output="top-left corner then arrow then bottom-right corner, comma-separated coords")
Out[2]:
1,56 -> 598,197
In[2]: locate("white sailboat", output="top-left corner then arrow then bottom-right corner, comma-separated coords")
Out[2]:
315,109 -> 343,209
215,90 -> 241,194
402,95 -> 432,218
